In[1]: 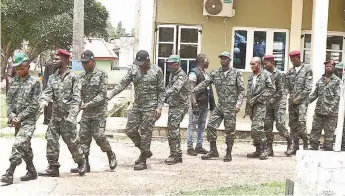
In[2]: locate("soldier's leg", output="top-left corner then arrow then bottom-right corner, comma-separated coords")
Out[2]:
275,107 -> 293,154
60,120 -> 84,164
19,121 -> 37,181
264,108 -> 275,156
323,116 -> 337,151
79,118 -> 92,156
125,110 -> 142,148
297,104 -> 309,149
223,110 -> 236,162
342,118 -> 345,151
250,104 -> 268,160
287,104 -> 300,155
186,108 -> 197,156
195,107 -> 208,154
309,113 -> 323,150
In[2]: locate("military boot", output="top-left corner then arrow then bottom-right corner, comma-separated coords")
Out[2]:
134,151 -> 148,170
201,141 -> 219,160
260,141 -> 269,160
267,140 -> 274,156
1,164 -> 16,184
135,150 -> 152,165
71,156 -> 90,173
165,155 -> 180,165
77,159 -> 87,176
38,165 -> 59,177
20,160 -> 37,181
247,143 -> 261,158
284,136 -> 293,155
107,150 -> 117,170
285,138 -> 299,156
301,134 -> 309,150
223,141 -> 233,162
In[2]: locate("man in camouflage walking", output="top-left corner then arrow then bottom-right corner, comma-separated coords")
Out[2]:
262,55 -> 293,156
38,49 -> 87,177
70,50 -> 117,173
193,51 -> 245,162
334,62 -> 345,151
107,50 -> 165,170
43,50 -> 57,125
164,55 -> 190,165
1,53 -> 41,185
308,60 -> 340,151
245,57 -> 275,160
285,51 -> 313,155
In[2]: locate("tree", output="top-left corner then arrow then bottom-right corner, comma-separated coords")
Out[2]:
115,21 -> 128,37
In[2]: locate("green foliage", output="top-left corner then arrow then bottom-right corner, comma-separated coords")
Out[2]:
106,21 -> 130,40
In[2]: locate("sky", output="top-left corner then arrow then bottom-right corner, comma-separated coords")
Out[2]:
97,0 -> 136,32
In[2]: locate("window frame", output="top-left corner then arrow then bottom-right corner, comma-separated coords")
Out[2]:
231,27 -> 290,72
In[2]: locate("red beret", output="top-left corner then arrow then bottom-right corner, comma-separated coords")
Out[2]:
324,60 -> 336,65
289,51 -> 301,57
263,55 -> 274,60
57,49 -> 71,58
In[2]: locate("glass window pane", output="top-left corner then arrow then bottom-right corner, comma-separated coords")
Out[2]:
180,60 -> 188,73
189,60 -> 197,72
158,59 -> 169,86
326,51 -> 342,63
158,44 -> 174,58
159,27 -> 174,42
326,36 -> 343,50
303,50 -> 311,64
233,30 -> 247,69
304,34 -> 311,49
180,44 -> 197,58
273,32 -> 287,71
253,31 -> 266,59
180,28 -> 199,43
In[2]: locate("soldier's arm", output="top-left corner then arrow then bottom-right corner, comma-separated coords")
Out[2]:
86,72 -> 107,108
67,76 -> 81,122
236,72 -> 246,108
295,67 -> 313,103
157,68 -> 165,110
189,71 -> 197,105
274,73 -> 285,103
107,68 -> 133,100
193,72 -> 213,93
6,79 -> 17,120
308,80 -> 319,103
165,75 -> 187,97
17,80 -> 41,121
331,79 -> 341,110
264,73 -> 276,100
40,75 -> 54,103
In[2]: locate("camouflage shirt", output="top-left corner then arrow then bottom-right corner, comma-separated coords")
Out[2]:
165,68 -> 190,107
309,74 -> 341,116
285,64 -> 313,105
194,66 -> 245,111
268,68 -> 287,108
79,68 -> 107,118
108,64 -> 165,112
7,75 -> 41,121
40,69 -> 81,122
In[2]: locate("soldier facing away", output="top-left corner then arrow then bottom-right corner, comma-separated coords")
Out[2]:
107,50 -> 165,171
69,50 -> 117,173
309,60 -> 340,151
285,51 -> 313,155
245,57 -> 275,160
38,49 -> 87,177
1,53 -> 41,185
164,55 -> 190,165
262,55 -> 293,156
193,51 -> 246,162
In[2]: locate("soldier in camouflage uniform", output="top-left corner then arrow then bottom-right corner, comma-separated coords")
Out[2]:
1,53 -> 41,185
309,60 -> 340,151
107,50 -> 165,170
69,50 -> 117,174
245,57 -> 275,160
335,62 -> 345,151
38,49 -> 87,177
164,55 -> 190,165
285,51 -> 313,155
262,55 -> 293,156
193,51 -> 245,162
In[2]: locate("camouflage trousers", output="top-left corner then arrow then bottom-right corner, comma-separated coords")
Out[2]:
309,114 -> 337,150
341,117 -> 345,151
9,119 -> 35,166
79,116 -> 111,156
250,103 -> 267,144
288,103 -> 308,142
167,106 -> 188,156
125,109 -> 156,154
264,106 -> 290,143
46,118 -> 84,166
206,106 -> 236,143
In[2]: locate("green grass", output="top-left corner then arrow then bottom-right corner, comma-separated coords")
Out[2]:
179,182 -> 285,195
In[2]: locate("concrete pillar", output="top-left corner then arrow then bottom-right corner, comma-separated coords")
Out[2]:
138,0 -> 155,57
289,0 -> 304,69
306,0 -> 329,131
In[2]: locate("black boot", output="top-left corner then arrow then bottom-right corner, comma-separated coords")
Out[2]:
267,140 -> 274,157
71,156 -> 90,173
135,150 -> 152,165
285,138 -> 299,156
20,160 -> 37,181
134,153 -> 147,171
301,133 -> 309,150
77,159 -> 87,176
107,151 -> 117,170
201,141 -> 219,160
223,141 -> 233,162
1,164 -> 16,184
284,136 -> 293,155
260,141 -> 269,160
187,147 -> 197,156
38,165 -> 59,177
195,146 -> 208,154
247,143 -> 261,158
165,155 -> 180,165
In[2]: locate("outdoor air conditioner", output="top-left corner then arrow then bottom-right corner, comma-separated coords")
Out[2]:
203,0 -> 234,17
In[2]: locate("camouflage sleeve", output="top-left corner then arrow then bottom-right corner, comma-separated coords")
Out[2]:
284,71 -> 290,95
194,71 -> 214,93
165,75 -> 187,97
17,80 -> 41,121
108,68 -> 133,99
40,75 -> 54,103
264,73 -> 276,101
308,79 -> 319,103
274,73 -> 285,103
236,72 -> 246,108
157,68 -> 165,110
330,79 -> 341,111
67,76 -> 81,123
6,79 -> 17,120
87,72 -> 107,108
296,67 -> 313,103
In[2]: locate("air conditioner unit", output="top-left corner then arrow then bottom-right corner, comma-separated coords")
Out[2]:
203,0 -> 234,17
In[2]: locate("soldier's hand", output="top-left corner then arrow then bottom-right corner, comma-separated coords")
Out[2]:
154,108 -> 162,120
235,105 -> 241,113
293,99 -> 299,105
11,117 -> 20,128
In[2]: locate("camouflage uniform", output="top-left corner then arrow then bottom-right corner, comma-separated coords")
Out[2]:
40,69 -> 84,167
285,63 -> 313,151
264,68 -> 292,155
245,70 -> 275,159
309,75 -> 340,150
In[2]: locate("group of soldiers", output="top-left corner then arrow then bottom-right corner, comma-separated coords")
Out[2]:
2,47 -> 345,185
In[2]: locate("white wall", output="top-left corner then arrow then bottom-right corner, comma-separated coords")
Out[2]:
118,37 -> 135,67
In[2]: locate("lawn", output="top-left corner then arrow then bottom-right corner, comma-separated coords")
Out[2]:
179,182 -> 285,195
0,93 -> 7,128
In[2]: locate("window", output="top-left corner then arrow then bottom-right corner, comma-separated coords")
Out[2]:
155,25 -> 201,86
232,27 -> 289,72
302,31 -> 345,65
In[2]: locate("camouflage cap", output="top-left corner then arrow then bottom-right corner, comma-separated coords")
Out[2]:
166,55 -> 180,63
12,52 -> 29,67
218,51 -> 232,59
336,62 -> 344,69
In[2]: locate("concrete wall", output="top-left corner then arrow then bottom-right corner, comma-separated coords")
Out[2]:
96,60 -> 113,72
